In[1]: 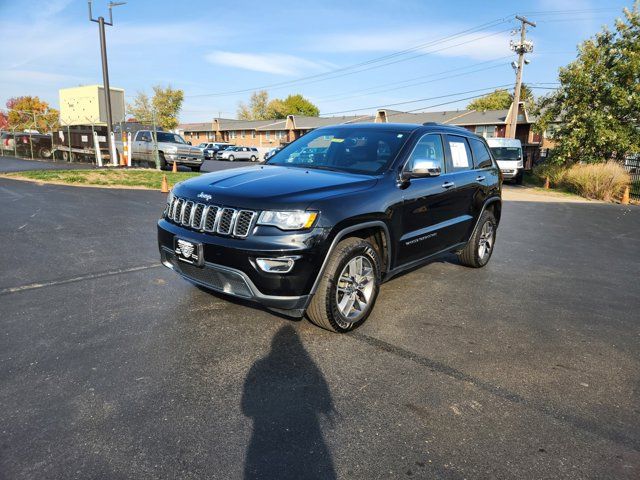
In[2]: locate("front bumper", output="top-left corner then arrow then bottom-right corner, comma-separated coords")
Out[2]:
500,168 -> 521,179
165,153 -> 203,166
157,219 -> 328,312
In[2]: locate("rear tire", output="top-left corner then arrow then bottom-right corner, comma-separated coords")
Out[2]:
457,210 -> 497,268
250,155 -> 256,162
306,237 -> 381,333
39,147 -> 52,159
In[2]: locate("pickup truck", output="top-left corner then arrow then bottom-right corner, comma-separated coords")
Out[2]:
116,130 -> 204,171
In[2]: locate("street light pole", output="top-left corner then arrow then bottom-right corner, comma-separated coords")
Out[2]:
88,1 -> 125,163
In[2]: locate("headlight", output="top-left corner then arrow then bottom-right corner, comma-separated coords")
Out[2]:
166,146 -> 178,153
257,210 -> 318,230
517,160 -> 524,168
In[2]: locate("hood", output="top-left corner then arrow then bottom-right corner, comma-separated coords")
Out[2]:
174,165 -> 378,210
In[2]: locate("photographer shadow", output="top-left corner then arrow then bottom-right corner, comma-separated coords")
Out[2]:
242,325 -> 336,480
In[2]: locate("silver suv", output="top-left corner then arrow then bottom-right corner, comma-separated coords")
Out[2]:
216,146 -> 259,162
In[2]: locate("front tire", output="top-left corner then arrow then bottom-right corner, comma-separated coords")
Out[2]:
228,155 -> 235,162
307,237 -> 381,333
191,165 -> 201,172
457,210 -> 497,268
250,155 -> 257,162
158,152 -> 167,170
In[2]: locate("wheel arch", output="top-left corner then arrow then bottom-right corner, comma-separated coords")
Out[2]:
308,220 -> 392,296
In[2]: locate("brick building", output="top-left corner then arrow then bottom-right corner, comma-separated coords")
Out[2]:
178,104 -> 551,164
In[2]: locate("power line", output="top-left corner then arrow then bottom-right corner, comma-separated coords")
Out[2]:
185,17 -> 516,98
320,84 -> 514,116
319,61 -> 511,105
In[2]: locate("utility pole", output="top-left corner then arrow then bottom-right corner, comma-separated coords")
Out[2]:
507,15 -> 535,139
88,1 -> 126,162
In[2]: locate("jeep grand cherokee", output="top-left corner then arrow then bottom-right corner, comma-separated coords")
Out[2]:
158,123 -> 501,333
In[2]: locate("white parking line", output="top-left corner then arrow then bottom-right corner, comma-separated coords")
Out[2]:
0,263 -> 162,295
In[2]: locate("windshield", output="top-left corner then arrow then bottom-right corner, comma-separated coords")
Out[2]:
265,127 -> 410,175
490,147 -> 521,161
156,132 -> 187,144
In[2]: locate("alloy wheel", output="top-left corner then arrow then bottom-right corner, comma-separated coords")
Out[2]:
335,255 -> 375,325
478,221 -> 494,261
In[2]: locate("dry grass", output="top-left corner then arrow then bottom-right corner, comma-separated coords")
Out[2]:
562,162 -> 631,202
533,162 -> 630,202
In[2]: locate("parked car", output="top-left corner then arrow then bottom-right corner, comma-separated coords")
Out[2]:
1,132 -> 53,158
486,137 -> 523,184
115,130 -> 203,171
216,146 -> 259,162
200,142 -> 233,160
263,147 -> 283,161
158,122 -> 502,332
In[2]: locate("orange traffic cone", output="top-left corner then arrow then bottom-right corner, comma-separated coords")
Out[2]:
161,174 -> 169,193
621,186 -> 630,205
172,161 -> 177,173
543,176 -> 550,189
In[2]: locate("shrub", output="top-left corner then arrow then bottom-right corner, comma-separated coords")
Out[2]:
562,161 -> 630,201
532,163 -> 568,186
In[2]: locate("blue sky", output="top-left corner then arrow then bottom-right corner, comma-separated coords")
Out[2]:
0,0 -> 631,122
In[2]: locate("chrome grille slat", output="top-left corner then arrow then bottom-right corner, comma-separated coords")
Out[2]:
182,201 -> 194,226
233,210 -> 256,238
173,198 -> 184,223
217,208 -> 236,235
203,206 -> 219,232
165,196 -> 256,239
192,203 -> 205,229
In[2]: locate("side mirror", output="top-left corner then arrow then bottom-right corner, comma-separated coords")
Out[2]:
406,158 -> 441,178
187,141 -> 192,145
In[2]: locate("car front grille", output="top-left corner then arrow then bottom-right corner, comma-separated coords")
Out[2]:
166,196 -> 256,238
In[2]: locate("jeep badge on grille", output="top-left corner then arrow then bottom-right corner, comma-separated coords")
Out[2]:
197,192 -> 212,202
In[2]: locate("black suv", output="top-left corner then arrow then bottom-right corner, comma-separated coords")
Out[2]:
158,123 -> 501,332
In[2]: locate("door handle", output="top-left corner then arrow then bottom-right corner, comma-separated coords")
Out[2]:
476,175 -> 486,182
441,181 -> 455,189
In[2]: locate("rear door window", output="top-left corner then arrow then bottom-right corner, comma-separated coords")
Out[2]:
445,135 -> 472,172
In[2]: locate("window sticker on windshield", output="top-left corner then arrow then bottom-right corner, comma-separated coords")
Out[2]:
331,138 -> 345,143
450,141 -> 469,168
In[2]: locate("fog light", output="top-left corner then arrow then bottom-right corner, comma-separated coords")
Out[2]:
256,257 -> 296,273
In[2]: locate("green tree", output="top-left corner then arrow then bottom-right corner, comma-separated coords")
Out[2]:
238,90 -> 270,120
128,85 -> 184,130
535,3 -> 640,164
238,91 -> 320,119
269,94 -> 320,118
467,85 -> 535,111
6,96 -> 59,132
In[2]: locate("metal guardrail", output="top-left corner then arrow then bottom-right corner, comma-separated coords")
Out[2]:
620,156 -> 640,200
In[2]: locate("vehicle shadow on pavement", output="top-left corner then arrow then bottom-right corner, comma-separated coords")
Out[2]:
241,325 -> 337,480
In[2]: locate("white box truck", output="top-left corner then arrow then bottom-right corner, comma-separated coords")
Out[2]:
486,137 -> 524,184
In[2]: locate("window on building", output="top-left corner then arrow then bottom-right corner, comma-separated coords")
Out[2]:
251,131 -> 256,139
241,130 -> 245,138
230,131 -> 236,139
474,125 -> 497,138
277,131 -> 286,139
265,131 -> 270,140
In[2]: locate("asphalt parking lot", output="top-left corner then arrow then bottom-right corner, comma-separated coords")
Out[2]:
1,176 -> 639,479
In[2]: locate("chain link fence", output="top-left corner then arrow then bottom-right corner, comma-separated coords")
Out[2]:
0,109 -> 166,169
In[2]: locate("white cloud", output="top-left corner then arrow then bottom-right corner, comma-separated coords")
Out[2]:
309,28 -> 511,61
205,50 -> 327,76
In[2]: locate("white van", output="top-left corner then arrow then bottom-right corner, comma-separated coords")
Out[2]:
486,137 -> 524,184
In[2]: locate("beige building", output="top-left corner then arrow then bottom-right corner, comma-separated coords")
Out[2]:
59,85 -> 125,126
